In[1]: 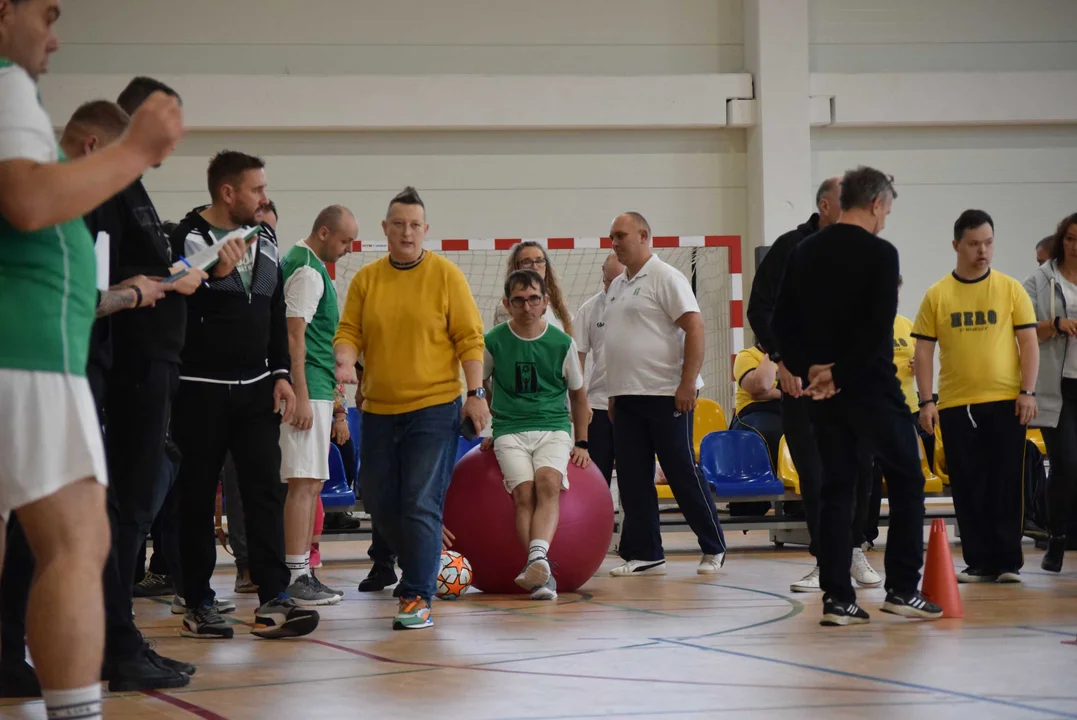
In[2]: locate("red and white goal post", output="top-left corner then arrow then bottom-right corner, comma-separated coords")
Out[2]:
330,235 -> 743,414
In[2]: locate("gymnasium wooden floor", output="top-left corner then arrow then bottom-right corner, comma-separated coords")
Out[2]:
1,530 -> 1074,720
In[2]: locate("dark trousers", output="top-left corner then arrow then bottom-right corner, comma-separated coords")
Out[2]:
940,400 -> 1026,572
173,378 -> 289,607
808,389 -> 926,603
369,526 -> 397,567
588,408 -> 616,485
729,409 -> 782,516
1042,378 -> 1077,537
613,395 -> 725,561
359,399 -> 460,602
105,358 -> 179,597
148,454 -> 184,587
781,394 -> 824,557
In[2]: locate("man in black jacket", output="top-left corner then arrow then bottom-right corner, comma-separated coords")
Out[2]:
771,165 -> 941,626
169,151 -> 319,640
746,178 -> 840,593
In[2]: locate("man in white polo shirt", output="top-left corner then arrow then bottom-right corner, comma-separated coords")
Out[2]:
573,251 -> 624,485
603,212 -> 727,576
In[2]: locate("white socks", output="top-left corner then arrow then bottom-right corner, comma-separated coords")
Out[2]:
286,552 -> 310,584
528,540 -> 550,563
44,685 -> 102,720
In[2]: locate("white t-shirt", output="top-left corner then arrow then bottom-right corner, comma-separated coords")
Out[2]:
283,240 -> 326,323
603,255 -> 705,398
1059,272 -> 1077,379
574,289 -> 611,410
0,62 -> 56,164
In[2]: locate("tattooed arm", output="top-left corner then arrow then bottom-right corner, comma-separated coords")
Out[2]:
95,275 -> 166,318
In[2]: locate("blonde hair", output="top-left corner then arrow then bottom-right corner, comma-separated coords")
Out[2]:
505,241 -> 573,337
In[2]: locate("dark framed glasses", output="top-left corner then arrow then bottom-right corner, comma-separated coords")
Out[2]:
509,295 -> 544,308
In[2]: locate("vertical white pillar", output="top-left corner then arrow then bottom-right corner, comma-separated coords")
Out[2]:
743,0 -> 813,253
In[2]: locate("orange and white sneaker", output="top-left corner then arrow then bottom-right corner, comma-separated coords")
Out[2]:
393,597 -> 433,630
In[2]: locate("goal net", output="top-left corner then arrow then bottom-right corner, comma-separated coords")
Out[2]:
333,238 -> 740,415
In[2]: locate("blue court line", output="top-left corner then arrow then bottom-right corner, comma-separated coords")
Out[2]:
657,637 -> 1077,719
1018,625 -> 1077,638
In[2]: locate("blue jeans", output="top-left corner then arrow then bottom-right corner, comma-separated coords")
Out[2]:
359,398 -> 460,602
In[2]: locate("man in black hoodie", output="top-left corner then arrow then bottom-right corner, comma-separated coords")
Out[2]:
746,177 -> 840,593
169,151 -> 319,640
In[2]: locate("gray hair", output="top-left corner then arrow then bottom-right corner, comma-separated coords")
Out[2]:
839,166 -> 898,212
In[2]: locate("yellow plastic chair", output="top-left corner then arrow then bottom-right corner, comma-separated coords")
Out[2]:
918,435 -> 943,494
1027,428 -> 1046,455
933,425 -> 949,486
693,398 -> 727,459
776,435 -> 801,495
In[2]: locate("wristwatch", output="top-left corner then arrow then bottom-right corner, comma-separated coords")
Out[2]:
1020,390 -> 1037,397
918,394 -> 938,408
575,440 -> 589,449
467,387 -> 487,399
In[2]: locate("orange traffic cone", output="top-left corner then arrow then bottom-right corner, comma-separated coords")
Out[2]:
921,518 -> 964,619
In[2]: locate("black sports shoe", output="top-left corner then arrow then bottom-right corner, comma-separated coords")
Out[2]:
144,644 -> 196,676
0,659 -> 41,698
820,596 -> 870,626
880,590 -> 943,619
104,647 -> 190,692
358,563 -> 398,592
1042,536 -> 1066,573
252,595 -> 320,639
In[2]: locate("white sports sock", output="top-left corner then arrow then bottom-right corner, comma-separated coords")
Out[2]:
286,553 -> 309,583
528,540 -> 550,563
44,684 -> 102,720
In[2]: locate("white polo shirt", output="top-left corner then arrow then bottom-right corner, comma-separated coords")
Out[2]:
604,255 -> 704,398
574,289 -> 611,410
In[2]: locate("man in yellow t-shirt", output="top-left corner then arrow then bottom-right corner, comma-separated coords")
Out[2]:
731,345 -> 781,466
912,209 -> 1040,584
333,186 -> 491,630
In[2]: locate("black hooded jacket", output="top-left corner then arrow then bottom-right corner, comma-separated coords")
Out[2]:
745,213 -> 821,355
167,206 -> 290,383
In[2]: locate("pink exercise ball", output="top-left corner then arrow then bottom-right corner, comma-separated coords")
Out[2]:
443,445 -> 614,594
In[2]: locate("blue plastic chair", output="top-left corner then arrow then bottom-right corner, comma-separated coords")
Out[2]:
346,406 -> 362,478
322,443 -> 356,508
456,435 -> 482,464
699,430 -> 785,498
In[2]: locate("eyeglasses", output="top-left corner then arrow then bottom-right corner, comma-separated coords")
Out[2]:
509,295 -> 544,308
518,258 -> 547,268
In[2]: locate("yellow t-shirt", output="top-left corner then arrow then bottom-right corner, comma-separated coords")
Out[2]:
333,252 -> 485,415
911,270 -> 1037,411
733,346 -> 777,415
892,314 -> 918,413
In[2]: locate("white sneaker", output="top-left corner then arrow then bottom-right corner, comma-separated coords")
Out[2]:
609,559 -> 667,577
697,553 -> 725,574
851,548 -> 882,588
790,566 -> 821,593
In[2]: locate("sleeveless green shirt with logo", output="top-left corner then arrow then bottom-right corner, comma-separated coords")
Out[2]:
281,243 -> 339,401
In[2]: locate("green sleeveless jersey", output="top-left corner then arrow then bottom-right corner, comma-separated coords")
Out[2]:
484,322 -> 578,438
0,57 -> 97,376
281,242 -> 338,401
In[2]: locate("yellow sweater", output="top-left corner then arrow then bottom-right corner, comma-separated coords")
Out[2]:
333,252 -> 485,415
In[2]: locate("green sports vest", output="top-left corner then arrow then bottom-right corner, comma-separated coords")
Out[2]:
0,57 -> 97,376
485,322 -> 573,438
281,242 -> 338,401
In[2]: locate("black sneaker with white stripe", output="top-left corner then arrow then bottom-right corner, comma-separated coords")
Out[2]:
880,590 -> 943,619
820,596 -> 870,626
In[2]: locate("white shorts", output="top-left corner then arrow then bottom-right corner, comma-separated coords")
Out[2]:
0,369 -> 108,522
280,400 -> 334,482
493,430 -> 573,493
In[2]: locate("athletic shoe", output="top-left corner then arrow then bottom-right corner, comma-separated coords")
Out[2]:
392,597 -> 433,631
286,575 -> 341,607
790,566 -> 821,593
310,571 -> 344,597
234,571 -> 258,594
325,511 -> 362,531
143,644 -> 196,677
252,595 -> 320,639
515,557 -> 551,590
820,596 -> 870,626
104,646 -> 190,692
851,548 -> 882,588
358,563 -> 398,592
609,559 -> 667,577
880,590 -> 943,619
956,568 -> 998,583
0,659 -> 41,698
531,576 -> 558,601
1041,536 -> 1066,572
172,595 -> 236,615
133,572 -> 174,598
310,543 -> 322,570
861,540 -> 875,552
181,603 -> 234,639
697,553 -> 725,574
996,570 -> 1022,584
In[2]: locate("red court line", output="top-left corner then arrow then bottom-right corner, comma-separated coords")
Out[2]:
143,689 -> 229,720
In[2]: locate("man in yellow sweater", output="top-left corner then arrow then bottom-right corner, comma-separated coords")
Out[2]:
333,186 -> 489,630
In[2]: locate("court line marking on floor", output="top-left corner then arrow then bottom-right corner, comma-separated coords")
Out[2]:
1017,625 -> 1077,638
657,637 -> 1077,719
142,689 -> 229,720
